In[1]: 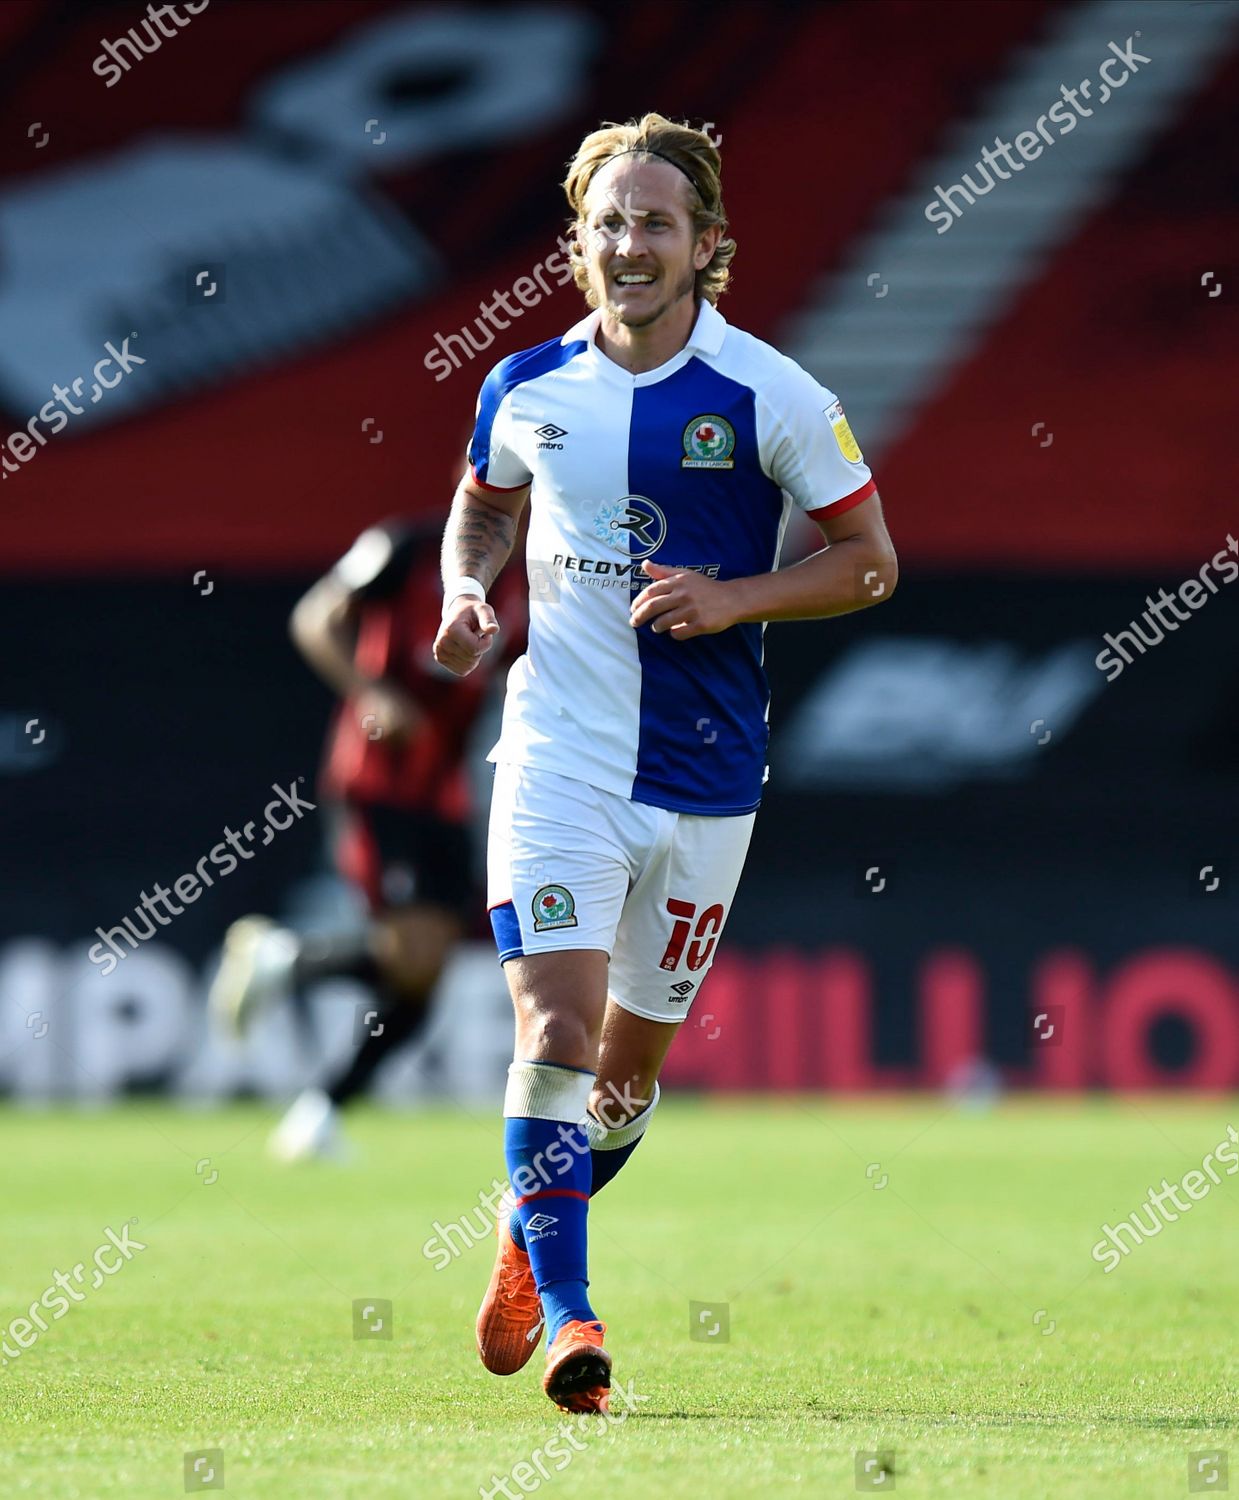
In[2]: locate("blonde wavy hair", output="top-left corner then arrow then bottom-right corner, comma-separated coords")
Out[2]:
561,113 -> 735,307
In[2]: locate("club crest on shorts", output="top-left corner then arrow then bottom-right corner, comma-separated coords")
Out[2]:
681,415 -> 735,469
532,883 -> 577,931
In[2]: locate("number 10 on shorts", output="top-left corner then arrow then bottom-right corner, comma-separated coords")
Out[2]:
659,899 -> 726,972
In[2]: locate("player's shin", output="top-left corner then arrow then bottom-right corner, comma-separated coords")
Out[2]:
509,1082 -> 660,1250
502,1061 -> 599,1344
325,989 -> 430,1106
588,1081 -> 661,1193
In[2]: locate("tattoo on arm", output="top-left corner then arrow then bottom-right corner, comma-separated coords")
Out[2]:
443,494 -> 517,591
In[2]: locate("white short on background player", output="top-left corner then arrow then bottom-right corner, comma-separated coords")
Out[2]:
433,111 -> 898,1415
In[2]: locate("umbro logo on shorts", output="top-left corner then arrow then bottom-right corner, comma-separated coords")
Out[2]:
667,980 -> 696,1004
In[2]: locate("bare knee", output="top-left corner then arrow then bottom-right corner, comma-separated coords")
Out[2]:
511,991 -> 599,1066
505,953 -> 608,1069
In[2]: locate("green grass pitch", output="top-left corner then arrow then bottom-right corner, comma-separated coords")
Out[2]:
1,1097 -> 1235,1497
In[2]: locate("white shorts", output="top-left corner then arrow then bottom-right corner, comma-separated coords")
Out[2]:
486,762 -> 755,1023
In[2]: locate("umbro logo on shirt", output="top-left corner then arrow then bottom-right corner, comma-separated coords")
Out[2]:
535,423 -> 567,450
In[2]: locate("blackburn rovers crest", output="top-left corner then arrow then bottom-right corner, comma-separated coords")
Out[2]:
532,884 -> 577,932
681,414 -> 736,470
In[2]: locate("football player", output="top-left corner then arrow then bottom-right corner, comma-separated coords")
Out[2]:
434,115 -> 897,1411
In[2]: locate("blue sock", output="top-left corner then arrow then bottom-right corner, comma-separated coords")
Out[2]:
504,1116 -> 596,1343
589,1137 -> 643,1195
509,1096 -> 656,1252
509,1136 -> 646,1253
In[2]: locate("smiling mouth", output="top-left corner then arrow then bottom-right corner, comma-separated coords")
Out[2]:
613,272 -> 657,287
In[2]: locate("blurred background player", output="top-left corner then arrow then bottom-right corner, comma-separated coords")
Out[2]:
210,516 -> 521,1160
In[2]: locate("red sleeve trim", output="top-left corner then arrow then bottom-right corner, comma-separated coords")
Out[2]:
471,463 -> 528,494
805,477 -> 877,521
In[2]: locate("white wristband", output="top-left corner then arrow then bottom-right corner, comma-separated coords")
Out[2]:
442,576 -> 486,613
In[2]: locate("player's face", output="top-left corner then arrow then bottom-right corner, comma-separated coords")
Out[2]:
579,158 -> 717,329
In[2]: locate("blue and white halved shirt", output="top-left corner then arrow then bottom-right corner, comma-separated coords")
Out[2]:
469,299 -> 876,816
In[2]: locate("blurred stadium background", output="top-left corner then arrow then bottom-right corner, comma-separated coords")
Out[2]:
4,2 -> 1239,1496
2,0 -> 1236,1105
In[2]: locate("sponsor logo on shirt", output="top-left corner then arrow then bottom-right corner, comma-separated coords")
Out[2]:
550,554 -> 721,588
594,495 -> 667,558
549,496 -> 719,591
824,401 -> 863,463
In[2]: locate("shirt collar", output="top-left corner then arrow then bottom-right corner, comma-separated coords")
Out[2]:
562,298 -> 727,360
685,298 -> 727,355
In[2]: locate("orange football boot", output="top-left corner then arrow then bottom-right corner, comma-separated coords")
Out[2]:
475,1193 -> 545,1374
542,1319 -> 611,1414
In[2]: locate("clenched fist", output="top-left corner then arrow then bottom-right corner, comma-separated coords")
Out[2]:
434,597 -> 500,676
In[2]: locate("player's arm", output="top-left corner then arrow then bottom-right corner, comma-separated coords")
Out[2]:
290,531 -> 423,740
630,494 -> 896,637
290,571 -> 367,696
729,490 -> 897,623
433,471 -> 530,677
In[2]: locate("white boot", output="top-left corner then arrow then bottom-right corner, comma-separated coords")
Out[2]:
267,1088 -> 351,1163
209,916 -> 298,1036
